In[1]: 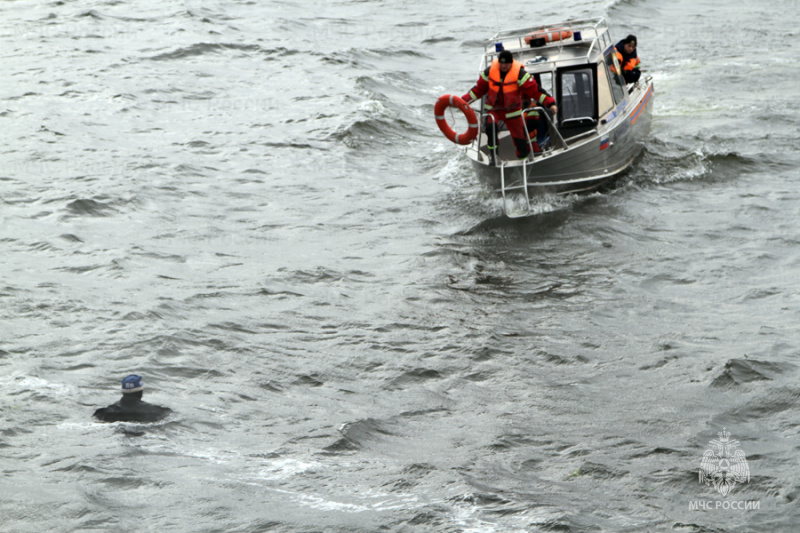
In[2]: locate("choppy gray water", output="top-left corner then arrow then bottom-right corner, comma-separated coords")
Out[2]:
2,0 -> 799,531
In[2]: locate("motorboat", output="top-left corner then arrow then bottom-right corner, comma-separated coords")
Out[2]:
436,18 -> 654,218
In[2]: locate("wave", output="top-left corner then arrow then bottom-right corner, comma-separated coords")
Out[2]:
710,358 -> 796,387
64,198 -> 116,217
385,368 -> 443,390
723,387 -> 800,424
60,234 -> 84,243
634,139 -> 762,186
421,36 -> 458,44
77,10 -> 103,19
323,418 -> 395,454
326,408 -> 450,455
148,42 -> 263,61
454,196 -> 577,240
326,114 -> 422,149
321,45 -> 430,69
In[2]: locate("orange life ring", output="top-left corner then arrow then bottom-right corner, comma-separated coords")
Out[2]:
524,29 -> 573,45
434,94 -> 478,145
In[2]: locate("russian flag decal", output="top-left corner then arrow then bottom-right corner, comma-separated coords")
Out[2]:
600,137 -> 610,151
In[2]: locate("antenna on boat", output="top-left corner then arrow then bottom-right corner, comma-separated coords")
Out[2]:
490,4 -> 501,36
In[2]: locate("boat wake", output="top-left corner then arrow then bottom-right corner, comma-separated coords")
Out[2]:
636,139 -> 760,186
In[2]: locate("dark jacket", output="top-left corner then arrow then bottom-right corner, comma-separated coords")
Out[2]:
94,394 -> 172,423
615,39 -> 641,83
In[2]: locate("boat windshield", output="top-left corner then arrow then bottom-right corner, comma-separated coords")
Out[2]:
537,72 -> 554,96
555,66 -> 598,139
604,50 -> 626,103
560,67 -> 595,121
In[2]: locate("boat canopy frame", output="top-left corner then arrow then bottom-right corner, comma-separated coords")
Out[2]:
480,17 -> 615,70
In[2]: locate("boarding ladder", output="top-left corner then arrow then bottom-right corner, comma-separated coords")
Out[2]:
499,160 -> 531,218
497,107 -> 564,218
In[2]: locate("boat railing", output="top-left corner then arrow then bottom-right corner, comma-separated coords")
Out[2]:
522,106 -> 568,153
583,18 -> 613,60
483,17 -> 609,62
467,104 -> 569,166
489,17 -> 607,44
561,117 -> 597,127
559,117 -> 598,141
470,101 -> 487,163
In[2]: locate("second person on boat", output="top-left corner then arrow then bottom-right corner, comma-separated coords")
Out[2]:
462,49 -> 557,162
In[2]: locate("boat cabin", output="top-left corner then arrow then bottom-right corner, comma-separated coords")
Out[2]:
480,18 -> 630,145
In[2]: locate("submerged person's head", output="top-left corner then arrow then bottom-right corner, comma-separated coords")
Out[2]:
121,374 -> 144,399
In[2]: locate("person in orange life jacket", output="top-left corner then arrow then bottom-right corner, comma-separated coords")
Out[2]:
462,49 -> 557,160
93,374 -> 172,423
615,34 -> 641,84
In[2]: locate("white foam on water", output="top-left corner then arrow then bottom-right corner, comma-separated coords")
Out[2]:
255,457 -> 324,481
357,100 -> 386,115
4,374 -> 75,397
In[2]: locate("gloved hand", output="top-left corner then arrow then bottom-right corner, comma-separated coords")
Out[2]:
461,94 -> 474,105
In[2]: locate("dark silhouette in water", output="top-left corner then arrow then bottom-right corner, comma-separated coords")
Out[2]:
94,374 -> 172,423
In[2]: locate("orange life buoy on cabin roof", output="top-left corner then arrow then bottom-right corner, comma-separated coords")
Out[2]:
434,94 -> 478,145
524,28 -> 573,45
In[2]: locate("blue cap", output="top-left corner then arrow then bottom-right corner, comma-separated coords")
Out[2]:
121,374 -> 144,393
